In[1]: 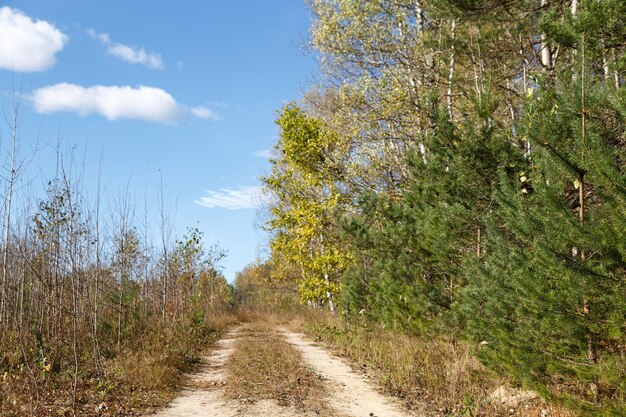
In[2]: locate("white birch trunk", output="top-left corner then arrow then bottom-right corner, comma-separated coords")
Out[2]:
540,0 -> 553,70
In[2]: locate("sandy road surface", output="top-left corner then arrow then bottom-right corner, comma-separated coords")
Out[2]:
150,326 -> 419,417
149,328 -> 240,417
282,329 -> 419,417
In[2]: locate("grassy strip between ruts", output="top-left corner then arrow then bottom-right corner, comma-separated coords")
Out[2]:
224,322 -> 335,415
296,312 -> 573,417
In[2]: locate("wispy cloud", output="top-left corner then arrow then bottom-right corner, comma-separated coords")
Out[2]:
194,186 -> 262,210
0,7 -> 68,72
206,101 -> 232,109
109,44 -> 163,69
191,106 -> 221,121
87,28 -> 164,70
253,149 -> 273,158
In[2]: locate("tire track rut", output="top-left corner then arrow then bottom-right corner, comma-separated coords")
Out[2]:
150,325 -> 421,417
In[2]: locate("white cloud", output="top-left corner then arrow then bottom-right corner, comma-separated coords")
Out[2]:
194,186 -> 262,210
207,101 -> 231,109
191,106 -> 221,121
88,28 -> 163,70
87,28 -> 109,44
0,7 -> 68,72
109,44 -> 163,69
253,149 -> 273,158
30,83 -> 185,124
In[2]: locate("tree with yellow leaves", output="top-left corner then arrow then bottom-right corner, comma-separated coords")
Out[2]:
261,104 -> 351,313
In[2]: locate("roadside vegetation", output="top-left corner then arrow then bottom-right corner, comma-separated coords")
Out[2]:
1,312 -> 236,416
300,313 -> 572,417
256,1 -> 626,416
0,99 -> 237,415
234,271 -> 545,416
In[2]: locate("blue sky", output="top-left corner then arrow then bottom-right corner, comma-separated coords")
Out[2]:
0,1 -> 315,281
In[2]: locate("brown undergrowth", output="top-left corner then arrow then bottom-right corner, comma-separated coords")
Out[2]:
295,311 -> 571,417
0,311 -> 238,416
225,321 -> 335,415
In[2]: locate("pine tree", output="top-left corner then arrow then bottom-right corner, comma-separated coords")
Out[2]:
460,53 -> 625,415
340,100 -> 513,333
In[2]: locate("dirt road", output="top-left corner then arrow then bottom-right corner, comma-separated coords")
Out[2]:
282,330 -> 416,417
149,328 -> 240,417
150,326 -> 419,417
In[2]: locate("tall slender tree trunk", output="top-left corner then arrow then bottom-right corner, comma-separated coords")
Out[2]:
1,96 -> 20,326
318,235 -> 335,314
159,173 -> 169,323
579,42 -> 597,400
117,276 -> 124,346
540,0 -> 553,70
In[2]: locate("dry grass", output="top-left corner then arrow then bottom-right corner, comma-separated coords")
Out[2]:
234,307 -> 302,326
225,322 -> 335,415
0,311 -> 240,416
296,312 -> 572,417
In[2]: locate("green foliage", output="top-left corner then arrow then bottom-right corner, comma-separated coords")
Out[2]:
339,102 -> 513,333
275,104 -> 327,175
258,1 -> 626,414
171,226 -> 232,313
460,64 -> 626,415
